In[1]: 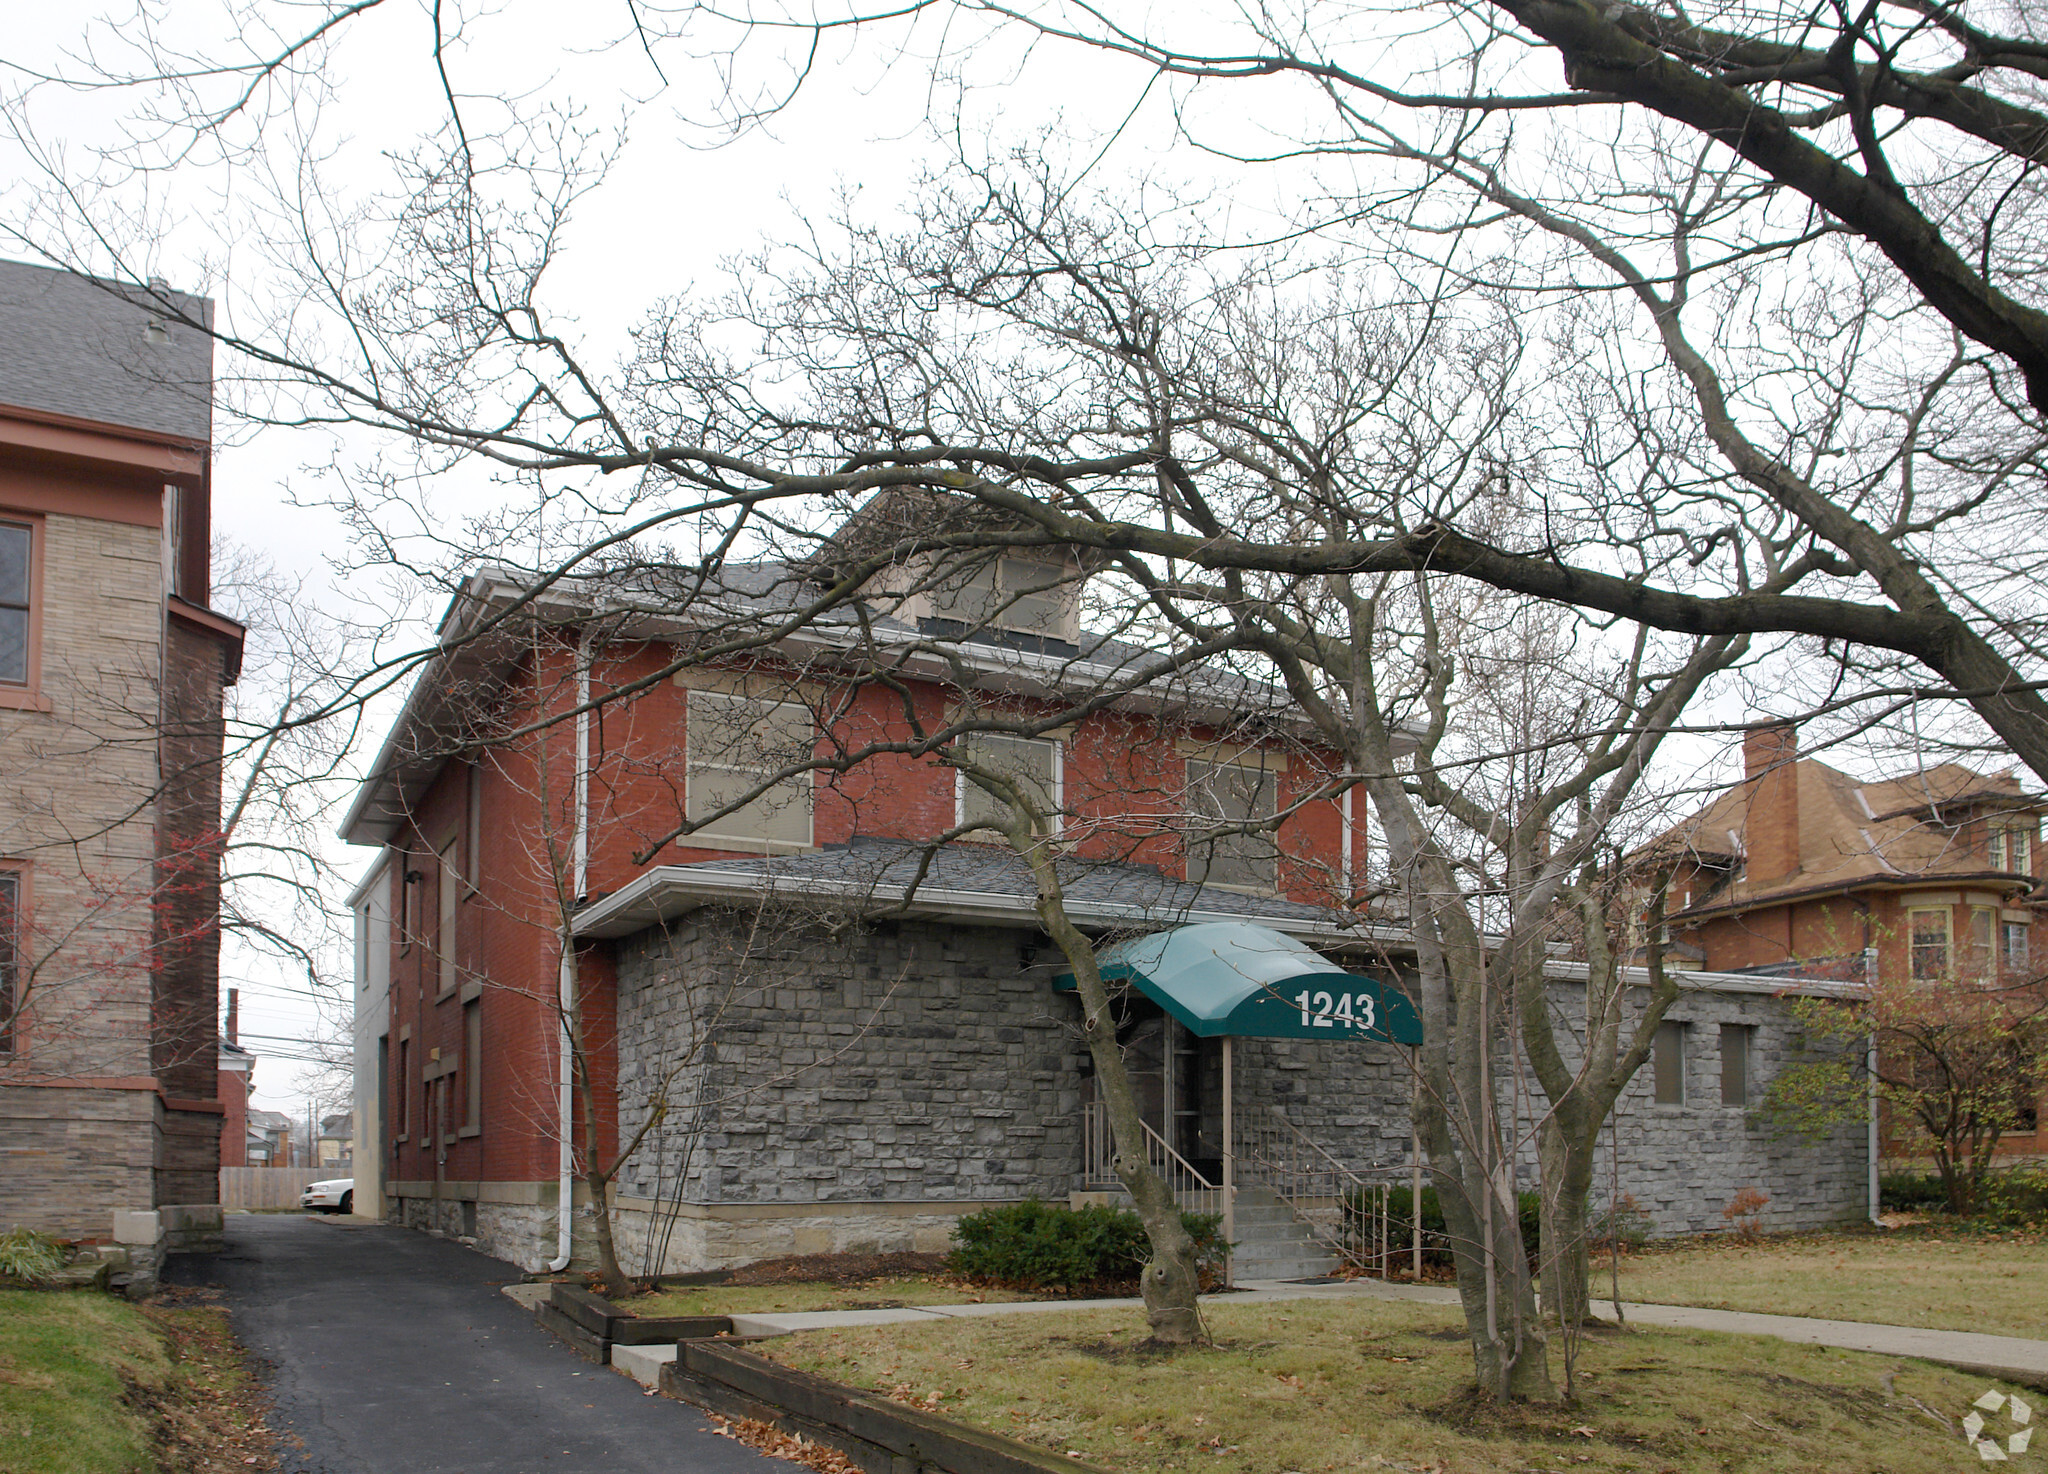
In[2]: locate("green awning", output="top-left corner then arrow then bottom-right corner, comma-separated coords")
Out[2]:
1053,921 -> 1423,1043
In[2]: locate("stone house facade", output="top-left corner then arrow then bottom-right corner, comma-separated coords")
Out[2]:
346,529 -> 1868,1273
0,260 -> 243,1270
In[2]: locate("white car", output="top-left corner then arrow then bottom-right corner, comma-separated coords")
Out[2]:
300,1178 -> 354,1214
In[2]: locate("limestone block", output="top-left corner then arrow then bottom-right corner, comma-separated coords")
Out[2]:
111,1209 -> 161,1245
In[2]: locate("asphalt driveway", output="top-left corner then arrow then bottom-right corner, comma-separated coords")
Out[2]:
168,1213 -> 778,1474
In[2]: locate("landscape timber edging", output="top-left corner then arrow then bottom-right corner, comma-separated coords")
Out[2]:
660,1339 -> 1116,1474
534,1283 -> 736,1364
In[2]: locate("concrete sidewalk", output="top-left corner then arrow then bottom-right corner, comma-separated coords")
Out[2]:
552,1276 -> 2048,1392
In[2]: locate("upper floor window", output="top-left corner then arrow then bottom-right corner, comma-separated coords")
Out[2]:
1968,905 -> 1998,978
685,689 -> 814,852
436,835 -> 460,998
1989,818 -> 2037,878
1908,906 -> 1951,981
930,556 -> 1076,641
1185,758 -> 1280,892
0,521 -> 32,687
955,732 -> 1061,835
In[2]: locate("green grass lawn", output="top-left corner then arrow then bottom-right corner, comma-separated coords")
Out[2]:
1605,1227 -> 2048,1338
0,1288 -> 171,1473
0,1287 -> 270,1474
768,1296 -> 2023,1474
616,1275 -> 1054,1318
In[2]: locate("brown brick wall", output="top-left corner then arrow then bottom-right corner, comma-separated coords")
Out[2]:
0,1083 -> 155,1238
152,615 -> 229,1106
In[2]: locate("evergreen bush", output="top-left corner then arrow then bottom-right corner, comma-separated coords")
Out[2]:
946,1199 -> 1225,1291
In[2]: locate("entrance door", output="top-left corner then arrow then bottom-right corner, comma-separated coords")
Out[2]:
1092,996 -> 1221,1180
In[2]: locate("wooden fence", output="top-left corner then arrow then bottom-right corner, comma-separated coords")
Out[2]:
219,1166 -> 330,1211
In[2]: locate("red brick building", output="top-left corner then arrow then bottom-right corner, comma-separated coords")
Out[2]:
1645,720 -> 2046,1149
217,990 -> 252,1169
346,533 -> 1875,1270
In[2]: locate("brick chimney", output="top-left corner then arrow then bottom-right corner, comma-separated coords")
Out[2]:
225,987 -> 238,1046
1742,720 -> 1801,884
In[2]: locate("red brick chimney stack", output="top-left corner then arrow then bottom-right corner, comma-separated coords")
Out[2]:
225,987 -> 238,1046
1742,720 -> 1801,884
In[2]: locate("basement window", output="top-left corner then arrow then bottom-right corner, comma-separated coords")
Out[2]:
1652,1020 -> 1686,1106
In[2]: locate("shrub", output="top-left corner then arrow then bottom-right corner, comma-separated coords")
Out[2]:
1978,1162 -> 2048,1226
0,1227 -> 67,1285
946,1199 -> 1226,1292
1721,1187 -> 1770,1241
1878,1170 -> 1947,1213
1591,1193 -> 1655,1250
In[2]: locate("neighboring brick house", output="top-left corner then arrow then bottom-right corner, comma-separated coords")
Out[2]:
1641,720 -> 2046,1149
345,512 -> 1870,1272
0,260 -> 243,1271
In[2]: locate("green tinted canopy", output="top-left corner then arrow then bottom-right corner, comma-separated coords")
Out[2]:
1054,921 -> 1423,1043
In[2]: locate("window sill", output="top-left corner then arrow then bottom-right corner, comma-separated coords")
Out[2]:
457,1125 -> 480,1140
0,687 -> 51,713
434,984 -> 459,1004
680,832 -> 816,856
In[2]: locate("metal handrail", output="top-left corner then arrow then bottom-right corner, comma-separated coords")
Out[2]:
1234,1106 -> 1411,1276
1080,1101 -> 1223,1215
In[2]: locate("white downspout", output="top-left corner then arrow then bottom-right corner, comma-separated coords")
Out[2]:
1864,946 -> 1881,1226
548,641 -> 592,1271
1340,786 -> 1354,895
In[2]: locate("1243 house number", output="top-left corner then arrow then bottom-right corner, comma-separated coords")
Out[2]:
1295,989 -> 1378,1031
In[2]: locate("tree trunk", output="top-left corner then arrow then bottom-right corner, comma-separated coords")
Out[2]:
585,1164 -> 632,1300
1035,891 -> 1204,1343
1433,1152 -> 1553,1401
1536,1116 -> 1597,1326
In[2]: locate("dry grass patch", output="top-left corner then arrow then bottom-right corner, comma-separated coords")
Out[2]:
620,1276 -> 1049,1318
766,1296 -> 2021,1474
1607,1227 -> 2048,1337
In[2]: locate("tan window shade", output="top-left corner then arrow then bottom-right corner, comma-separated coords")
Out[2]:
1653,1020 -> 1685,1105
686,690 -> 814,850
1186,759 -> 1279,892
957,733 -> 1060,832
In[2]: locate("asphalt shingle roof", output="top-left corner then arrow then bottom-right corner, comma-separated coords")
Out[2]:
645,836 -> 1350,927
1644,754 -> 2040,915
0,258 -> 213,442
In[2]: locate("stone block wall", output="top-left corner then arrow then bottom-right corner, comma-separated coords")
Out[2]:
1571,982 -> 1867,1236
597,911 -> 1867,1271
613,910 -> 1088,1212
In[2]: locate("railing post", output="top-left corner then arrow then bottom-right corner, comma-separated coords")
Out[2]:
1221,1035 -> 1234,1289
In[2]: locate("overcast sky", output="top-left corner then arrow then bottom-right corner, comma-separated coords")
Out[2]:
0,0 -> 1245,1120
0,1 -> 1878,1122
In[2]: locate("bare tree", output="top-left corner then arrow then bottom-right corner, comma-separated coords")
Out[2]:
8,1 -> 2025,1389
